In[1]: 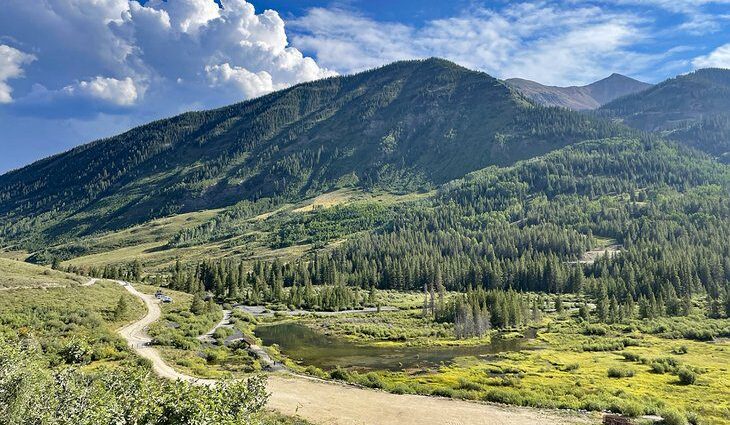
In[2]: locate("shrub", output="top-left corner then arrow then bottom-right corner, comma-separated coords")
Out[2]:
61,339 -> 93,364
561,362 -> 580,372
672,345 -> 688,355
390,383 -> 414,395
613,400 -> 644,417
607,367 -> 634,378
483,388 -> 524,405
329,366 -> 351,381
650,362 -> 667,374
676,368 -> 697,385
431,387 -> 454,398
661,408 -> 688,425
685,411 -> 700,425
500,376 -> 521,387
359,372 -> 385,389
304,365 -> 328,379
456,377 -> 482,391
582,324 -> 608,336
621,352 -> 643,362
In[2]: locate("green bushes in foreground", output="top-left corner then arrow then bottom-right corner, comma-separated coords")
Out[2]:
0,341 -> 268,425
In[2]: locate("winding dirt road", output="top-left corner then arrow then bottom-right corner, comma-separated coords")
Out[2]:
115,280 -> 597,425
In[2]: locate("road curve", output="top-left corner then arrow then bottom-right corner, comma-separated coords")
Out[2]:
115,280 -> 597,425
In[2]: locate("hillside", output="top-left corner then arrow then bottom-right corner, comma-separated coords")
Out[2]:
0,58 -> 628,249
506,73 -> 651,110
599,68 -> 730,161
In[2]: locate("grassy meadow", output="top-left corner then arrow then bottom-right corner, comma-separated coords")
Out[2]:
260,305 -> 730,425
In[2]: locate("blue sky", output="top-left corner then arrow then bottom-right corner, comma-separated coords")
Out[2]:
1,0 -> 730,173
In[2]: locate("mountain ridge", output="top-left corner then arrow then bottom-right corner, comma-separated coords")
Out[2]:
506,73 -> 652,110
598,67 -> 730,162
0,58 -> 628,247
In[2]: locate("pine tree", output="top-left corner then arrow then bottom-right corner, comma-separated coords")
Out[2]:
190,293 -> 206,315
113,295 -> 128,320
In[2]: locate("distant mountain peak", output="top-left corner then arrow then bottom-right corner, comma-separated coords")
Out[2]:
598,67 -> 730,160
506,73 -> 652,110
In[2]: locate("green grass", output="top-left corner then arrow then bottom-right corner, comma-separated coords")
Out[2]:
55,188 -> 432,275
259,308 -> 730,425
0,257 -> 85,288
0,274 -> 145,368
326,316 -> 730,424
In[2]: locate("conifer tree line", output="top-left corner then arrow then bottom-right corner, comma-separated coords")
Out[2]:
63,139 -> 730,325
435,289 -> 541,337
160,257 -> 370,312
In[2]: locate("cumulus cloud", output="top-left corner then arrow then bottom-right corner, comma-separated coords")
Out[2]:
65,76 -> 140,106
0,45 -> 35,103
291,3 -> 658,85
0,0 -> 331,118
692,44 -> 730,68
205,64 -> 280,99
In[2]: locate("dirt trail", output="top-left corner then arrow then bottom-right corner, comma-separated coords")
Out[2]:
116,280 -> 597,425
81,277 -> 98,286
197,309 -> 232,343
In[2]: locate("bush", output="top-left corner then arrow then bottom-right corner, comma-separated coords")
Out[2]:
582,324 -> 608,336
304,365 -> 328,379
607,367 -> 635,378
390,383 -> 414,395
483,388 -> 524,405
329,366 -> 351,381
621,352 -> 643,362
672,345 -> 688,355
61,339 -> 93,364
561,362 -> 580,372
431,387 -> 454,398
661,408 -> 688,425
676,368 -> 697,385
456,377 -> 482,391
650,362 -> 667,374
499,376 -> 521,387
613,400 -> 644,417
359,372 -> 385,389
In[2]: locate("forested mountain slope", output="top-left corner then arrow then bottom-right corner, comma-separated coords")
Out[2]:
0,58 -> 628,248
598,68 -> 730,161
506,73 -> 651,110
158,136 -> 730,327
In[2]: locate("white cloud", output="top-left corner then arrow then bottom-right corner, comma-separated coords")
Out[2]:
692,44 -> 730,68
205,63 -> 280,98
0,0 -> 332,117
0,45 -> 35,103
63,76 -> 140,106
291,3 -> 658,85
616,0 -> 730,34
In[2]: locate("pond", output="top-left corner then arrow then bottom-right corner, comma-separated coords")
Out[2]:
254,321 -> 536,371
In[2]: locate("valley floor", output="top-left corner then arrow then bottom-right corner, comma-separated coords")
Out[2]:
117,279 -> 598,425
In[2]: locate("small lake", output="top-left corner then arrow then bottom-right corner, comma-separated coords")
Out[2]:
254,322 -> 536,371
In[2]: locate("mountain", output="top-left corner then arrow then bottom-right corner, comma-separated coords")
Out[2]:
598,68 -> 730,162
0,58 -> 629,247
506,73 -> 652,110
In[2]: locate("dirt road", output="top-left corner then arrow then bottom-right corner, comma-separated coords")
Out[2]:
116,280 -> 597,425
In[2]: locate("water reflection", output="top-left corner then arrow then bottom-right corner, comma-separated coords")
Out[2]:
255,321 -> 536,371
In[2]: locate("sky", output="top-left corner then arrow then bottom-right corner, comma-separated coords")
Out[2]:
1,0 -> 730,173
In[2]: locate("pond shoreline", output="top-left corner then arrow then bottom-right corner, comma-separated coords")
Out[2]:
255,321 -> 538,372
